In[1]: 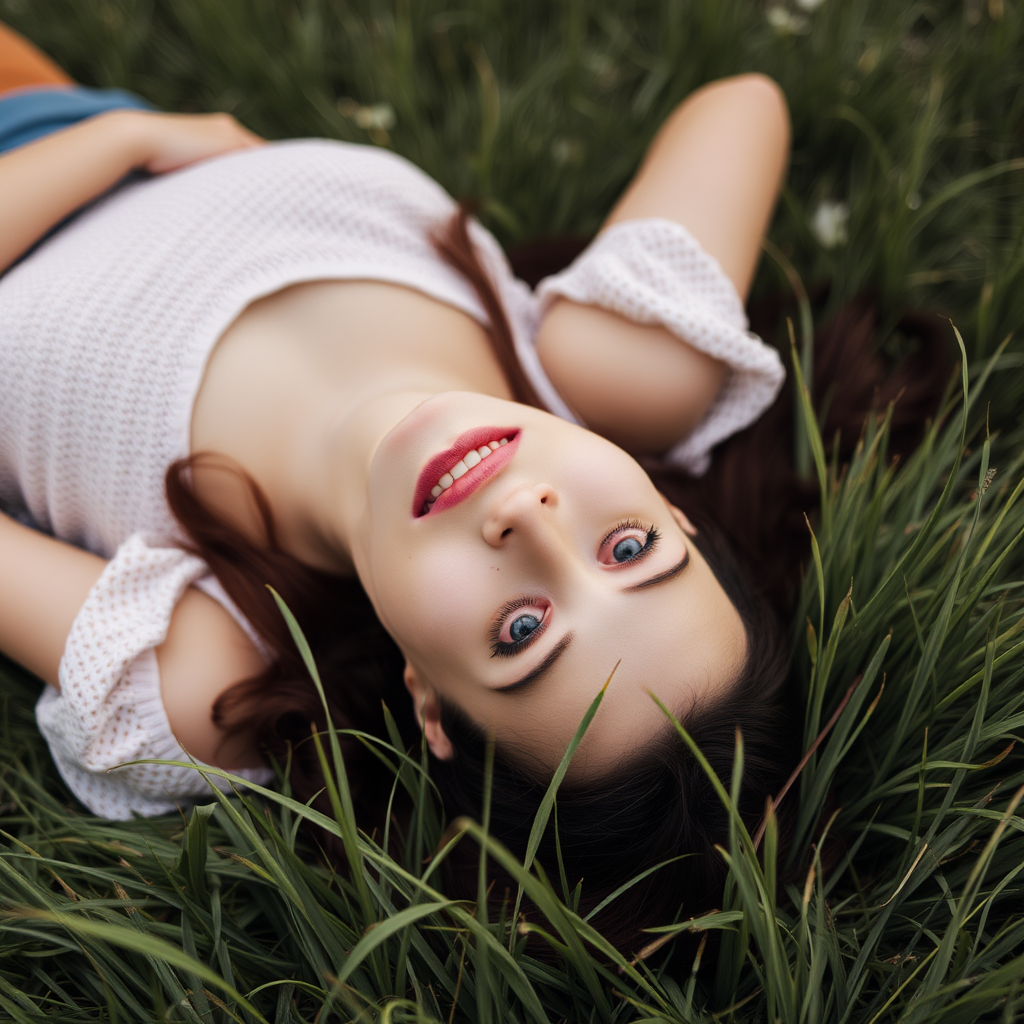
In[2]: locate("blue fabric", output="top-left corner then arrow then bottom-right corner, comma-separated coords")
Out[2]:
0,85 -> 152,154
0,86 -> 154,278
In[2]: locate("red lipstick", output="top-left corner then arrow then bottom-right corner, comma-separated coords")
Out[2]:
412,427 -> 520,517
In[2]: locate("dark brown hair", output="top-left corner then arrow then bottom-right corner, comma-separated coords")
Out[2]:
164,459 -> 409,812
653,292 -> 954,608
165,206 -> 950,955
434,516 -> 795,955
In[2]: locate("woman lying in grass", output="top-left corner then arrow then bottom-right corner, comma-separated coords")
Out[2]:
0,21 -> 809,949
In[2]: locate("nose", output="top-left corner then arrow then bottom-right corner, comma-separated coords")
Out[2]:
482,482 -> 559,550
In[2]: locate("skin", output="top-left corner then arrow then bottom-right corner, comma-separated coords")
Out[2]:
0,67 -> 790,773
351,391 -> 747,773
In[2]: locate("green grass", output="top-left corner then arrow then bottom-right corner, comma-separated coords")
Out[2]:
2,0 -> 1024,1020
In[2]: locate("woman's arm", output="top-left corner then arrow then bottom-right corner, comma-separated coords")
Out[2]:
0,512 -> 264,767
0,512 -> 106,687
535,73 -> 790,456
0,108 -> 261,273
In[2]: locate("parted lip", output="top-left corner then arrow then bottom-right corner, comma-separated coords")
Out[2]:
412,427 -> 521,518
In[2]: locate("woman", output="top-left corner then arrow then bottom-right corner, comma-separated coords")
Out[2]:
0,22 -> 794,948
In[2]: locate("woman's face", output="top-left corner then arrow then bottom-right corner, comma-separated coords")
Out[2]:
352,392 -> 747,774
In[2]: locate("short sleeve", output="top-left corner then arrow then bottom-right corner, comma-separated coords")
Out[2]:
535,218 -> 786,475
36,533 -> 273,819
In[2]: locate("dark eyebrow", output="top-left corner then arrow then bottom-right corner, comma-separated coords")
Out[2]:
622,549 -> 691,593
495,632 -> 575,693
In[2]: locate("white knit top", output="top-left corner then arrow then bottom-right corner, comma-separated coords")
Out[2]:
0,139 -> 784,819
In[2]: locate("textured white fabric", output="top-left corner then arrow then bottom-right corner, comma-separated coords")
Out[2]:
0,139 -> 784,819
537,220 -> 785,474
35,535 -> 273,818
0,140 -> 539,556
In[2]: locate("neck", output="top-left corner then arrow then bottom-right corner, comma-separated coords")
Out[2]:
198,280 -> 518,574
284,369 -> 514,576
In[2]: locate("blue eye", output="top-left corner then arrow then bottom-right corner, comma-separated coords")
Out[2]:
599,520 -> 660,566
612,536 -> 644,562
508,613 -> 541,642
490,599 -> 549,658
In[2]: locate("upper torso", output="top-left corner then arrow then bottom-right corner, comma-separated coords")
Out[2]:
0,132 -> 784,565
0,139 -> 558,556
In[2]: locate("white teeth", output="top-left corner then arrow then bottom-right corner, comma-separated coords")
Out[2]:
427,436 -> 512,500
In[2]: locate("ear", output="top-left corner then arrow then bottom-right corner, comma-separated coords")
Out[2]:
403,663 -> 454,761
665,501 -> 698,537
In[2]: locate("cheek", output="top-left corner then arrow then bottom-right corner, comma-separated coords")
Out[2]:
550,447 -> 653,521
375,540 -> 492,663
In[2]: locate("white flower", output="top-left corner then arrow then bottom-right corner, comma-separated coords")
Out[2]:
810,199 -> 850,249
337,98 -> 396,133
794,0 -> 827,11
766,6 -> 810,34
353,103 -> 396,132
551,138 -> 583,166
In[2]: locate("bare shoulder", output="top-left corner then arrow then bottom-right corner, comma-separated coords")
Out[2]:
156,585 -> 267,770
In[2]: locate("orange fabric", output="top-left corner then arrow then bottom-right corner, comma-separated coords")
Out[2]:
0,22 -> 72,96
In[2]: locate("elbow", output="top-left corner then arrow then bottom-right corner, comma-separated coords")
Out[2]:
720,73 -> 791,143
695,72 -> 792,159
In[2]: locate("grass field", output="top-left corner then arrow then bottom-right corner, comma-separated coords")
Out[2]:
2,0 -> 1024,1020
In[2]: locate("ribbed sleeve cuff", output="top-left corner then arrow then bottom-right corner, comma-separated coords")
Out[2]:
535,218 -> 785,474
37,533 -> 272,819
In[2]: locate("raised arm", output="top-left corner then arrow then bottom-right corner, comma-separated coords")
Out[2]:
0,108 -> 262,273
535,73 -> 790,457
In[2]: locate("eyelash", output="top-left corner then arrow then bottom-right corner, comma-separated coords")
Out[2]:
489,596 -> 547,658
488,520 -> 660,658
600,518 -> 661,564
